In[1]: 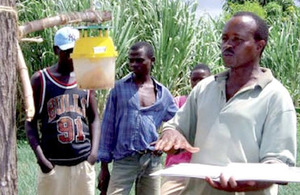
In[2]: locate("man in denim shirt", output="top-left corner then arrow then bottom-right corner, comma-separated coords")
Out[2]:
97,41 -> 178,195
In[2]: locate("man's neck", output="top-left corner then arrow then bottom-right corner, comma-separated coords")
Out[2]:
228,64 -> 262,87
225,64 -> 263,101
133,73 -> 152,85
55,61 -> 74,76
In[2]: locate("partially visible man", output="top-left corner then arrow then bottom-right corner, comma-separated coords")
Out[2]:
25,27 -> 100,195
156,12 -> 297,195
97,41 -> 178,195
162,64 -> 211,195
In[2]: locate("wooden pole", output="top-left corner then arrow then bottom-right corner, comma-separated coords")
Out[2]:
18,10 -> 111,38
17,43 -> 35,121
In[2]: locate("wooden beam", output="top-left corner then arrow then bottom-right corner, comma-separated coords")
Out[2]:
18,10 -> 111,38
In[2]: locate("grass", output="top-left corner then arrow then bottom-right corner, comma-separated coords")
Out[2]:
18,122 -> 300,194
17,142 -> 37,195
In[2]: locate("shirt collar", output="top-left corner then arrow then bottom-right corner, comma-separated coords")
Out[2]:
214,67 -> 273,89
123,72 -> 161,87
122,72 -> 164,94
122,73 -> 134,83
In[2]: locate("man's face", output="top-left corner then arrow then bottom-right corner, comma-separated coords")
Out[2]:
128,47 -> 153,76
58,48 -> 74,64
221,16 -> 261,69
190,69 -> 210,88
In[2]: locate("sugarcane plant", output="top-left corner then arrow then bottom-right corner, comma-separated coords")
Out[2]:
16,0 -> 300,140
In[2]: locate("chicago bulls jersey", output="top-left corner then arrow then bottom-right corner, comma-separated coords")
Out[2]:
38,68 -> 91,166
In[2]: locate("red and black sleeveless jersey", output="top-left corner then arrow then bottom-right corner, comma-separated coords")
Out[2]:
38,68 -> 91,166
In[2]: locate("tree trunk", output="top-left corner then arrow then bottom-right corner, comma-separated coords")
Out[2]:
0,0 -> 18,194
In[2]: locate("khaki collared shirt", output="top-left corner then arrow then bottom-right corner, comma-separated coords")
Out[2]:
163,68 -> 297,195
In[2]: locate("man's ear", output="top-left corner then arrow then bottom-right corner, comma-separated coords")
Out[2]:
150,57 -> 155,70
53,46 -> 60,55
256,40 -> 266,53
151,56 -> 156,64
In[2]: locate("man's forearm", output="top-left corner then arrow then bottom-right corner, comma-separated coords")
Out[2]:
90,121 -> 100,156
101,162 -> 109,169
25,121 -> 40,151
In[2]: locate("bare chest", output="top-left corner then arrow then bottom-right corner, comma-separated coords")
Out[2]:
138,85 -> 156,107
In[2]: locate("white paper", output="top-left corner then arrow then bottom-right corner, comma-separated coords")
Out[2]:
151,163 -> 300,183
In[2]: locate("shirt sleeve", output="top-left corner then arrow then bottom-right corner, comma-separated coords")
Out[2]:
260,88 -> 297,166
163,90 -> 178,122
98,89 -> 117,163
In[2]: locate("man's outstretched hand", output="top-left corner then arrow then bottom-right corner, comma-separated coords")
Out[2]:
155,129 -> 199,154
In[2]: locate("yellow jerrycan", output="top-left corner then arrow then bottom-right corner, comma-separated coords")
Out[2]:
71,26 -> 118,89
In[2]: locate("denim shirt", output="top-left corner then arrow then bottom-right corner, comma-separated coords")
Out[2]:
98,73 -> 178,163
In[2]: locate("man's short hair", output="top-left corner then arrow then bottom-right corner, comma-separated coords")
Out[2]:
233,12 -> 269,44
191,63 -> 211,74
130,41 -> 154,58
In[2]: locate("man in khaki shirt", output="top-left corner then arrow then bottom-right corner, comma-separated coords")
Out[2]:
155,12 -> 297,195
